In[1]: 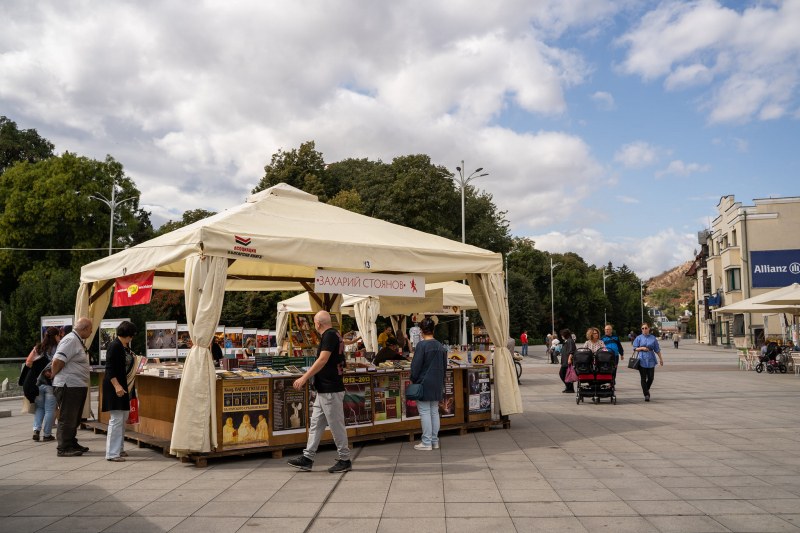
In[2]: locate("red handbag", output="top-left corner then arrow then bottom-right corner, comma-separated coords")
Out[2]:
126,397 -> 139,424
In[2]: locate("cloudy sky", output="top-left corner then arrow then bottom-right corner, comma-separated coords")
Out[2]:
2,1 -> 798,278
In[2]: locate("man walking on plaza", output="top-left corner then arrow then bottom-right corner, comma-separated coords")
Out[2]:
520,330 -> 528,356
288,310 -> 352,473
51,317 -> 93,457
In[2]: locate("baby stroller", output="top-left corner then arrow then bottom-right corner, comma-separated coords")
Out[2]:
575,347 -> 617,405
756,342 -> 787,374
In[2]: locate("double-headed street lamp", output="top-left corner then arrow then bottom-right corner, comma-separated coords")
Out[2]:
602,266 -> 613,326
550,257 -> 561,338
454,161 -> 489,345
90,181 -> 135,256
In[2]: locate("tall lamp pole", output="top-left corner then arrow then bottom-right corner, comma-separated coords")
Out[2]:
454,160 -> 488,345
602,266 -> 612,326
550,257 -> 561,337
90,181 -> 135,256
640,279 -> 645,325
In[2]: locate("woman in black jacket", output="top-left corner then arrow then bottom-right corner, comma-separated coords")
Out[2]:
559,328 -> 577,393
102,321 -> 137,462
26,327 -> 62,441
410,318 -> 447,451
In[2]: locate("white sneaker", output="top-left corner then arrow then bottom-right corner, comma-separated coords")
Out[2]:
432,442 -> 440,449
414,443 -> 432,451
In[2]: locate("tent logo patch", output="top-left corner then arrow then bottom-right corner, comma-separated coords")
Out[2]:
235,235 -> 251,246
231,235 -> 262,259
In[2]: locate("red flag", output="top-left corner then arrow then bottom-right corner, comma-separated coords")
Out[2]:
113,271 -> 154,307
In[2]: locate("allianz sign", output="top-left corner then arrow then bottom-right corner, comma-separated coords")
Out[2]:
751,249 -> 800,288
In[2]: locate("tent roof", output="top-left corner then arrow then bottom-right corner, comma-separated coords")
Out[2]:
713,283 -> 800,315
80,183 -> 502,290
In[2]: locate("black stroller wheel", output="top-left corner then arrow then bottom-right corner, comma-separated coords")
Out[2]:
612,396 -> 617,405
755,363 -> 764,373
576,395 -> 580,405
767,364 -> 775,374
780,364 -> 788,374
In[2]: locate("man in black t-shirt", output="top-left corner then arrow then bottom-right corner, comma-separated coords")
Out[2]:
288,310 -> 352,473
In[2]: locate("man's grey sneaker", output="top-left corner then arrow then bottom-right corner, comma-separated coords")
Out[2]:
57,449 -> 83,457
287,456 -> 313,471
432,442 -> 440,449
328,459 -> 352,473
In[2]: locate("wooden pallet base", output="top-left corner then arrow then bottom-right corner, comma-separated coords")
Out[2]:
81,418 -> 509,467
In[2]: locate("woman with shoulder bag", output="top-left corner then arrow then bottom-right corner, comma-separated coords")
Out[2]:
409,318 -> 447,451
559,329 -> 577,393
632,323 -> 664,402
26,327 -> 63,441
102,321 -> 138,461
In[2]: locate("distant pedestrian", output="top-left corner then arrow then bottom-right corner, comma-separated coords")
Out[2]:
548,339 -> 561,364
601,324 -> 625,364
25,327 -> 63,442
633,323 -> 663,402
559,329 -> 577,393
545,332 -> 553,352
628,331 -> 635,343
520,330 -> 528,356
672,332 -> 680,349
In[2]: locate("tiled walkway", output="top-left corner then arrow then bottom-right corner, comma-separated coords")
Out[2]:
2,344 -> 800,532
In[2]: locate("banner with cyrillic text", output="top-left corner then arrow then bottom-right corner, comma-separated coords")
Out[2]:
314,269 -> 425,297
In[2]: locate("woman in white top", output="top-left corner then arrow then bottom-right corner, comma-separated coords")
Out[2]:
582,327 -> 605,354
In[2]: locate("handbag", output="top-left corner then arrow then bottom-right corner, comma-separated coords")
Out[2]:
564,364 -> 578,383
405,345 -> 437,401
628,355 -> 641,370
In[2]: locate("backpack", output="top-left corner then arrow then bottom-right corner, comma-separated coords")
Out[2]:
554,344 -> 562,354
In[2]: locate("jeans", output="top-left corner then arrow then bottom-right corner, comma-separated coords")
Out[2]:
54,386 -> 88,453
304,391 -> 350,461
33,384 -> 57,436
521,344 -> 528,356
106,410 -> 129,459
638,366 -> 655,395
416,400 -> 440,447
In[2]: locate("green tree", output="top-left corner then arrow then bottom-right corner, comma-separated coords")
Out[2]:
253,141 -> 328,199
155,208 -> 216,236
0,116 -> 54,175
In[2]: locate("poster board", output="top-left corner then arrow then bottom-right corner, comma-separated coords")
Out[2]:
41,315 -> 73,340
439,370 -> 455,418
99,319 -> 128,362
177,324 -> 192,358
257,329 -> 277,354
243,328 -> 257,356
343,374 -> 372,427
271,377 -> 307,435
372,373 -> 402,424
221,381 -> 270,449
467,367 -> 491,413
146,321 -> 178,360
214,326 -> 225,354
400,371 -> 419,420
224,327 -> 243,358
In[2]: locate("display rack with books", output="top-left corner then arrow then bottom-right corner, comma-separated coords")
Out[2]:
472,324 -> 492,349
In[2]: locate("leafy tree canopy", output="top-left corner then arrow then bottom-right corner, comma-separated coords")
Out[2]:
0,116 -> 54,175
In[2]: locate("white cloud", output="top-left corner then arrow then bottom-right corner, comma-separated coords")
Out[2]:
616,195 -> 639,204
618,1 -> 800,123
591,91 -> 615,110
614,141 -> 659,168
656,160 -> 711,178
531,227 -> 696,279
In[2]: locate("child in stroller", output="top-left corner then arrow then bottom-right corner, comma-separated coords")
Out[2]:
756,342 -> 787,374
574,347 -> 617,404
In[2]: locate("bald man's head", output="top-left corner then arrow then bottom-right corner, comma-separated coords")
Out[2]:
74,317 -> 93,339
314,310 -> 332,332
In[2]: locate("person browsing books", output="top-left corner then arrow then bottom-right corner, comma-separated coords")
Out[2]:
372,338 -> 407,365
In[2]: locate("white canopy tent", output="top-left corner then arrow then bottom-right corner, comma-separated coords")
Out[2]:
76,183 -> 521,456
713,283 -> 800,315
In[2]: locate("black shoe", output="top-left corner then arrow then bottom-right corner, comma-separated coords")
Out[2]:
76,445 -> 89,453
57,449 -> 84,457
32,431 -> 40,442
644,394 -> 650,402
42,435 -> 55,442
287,456 -> 313,471
328,459 -> 352,473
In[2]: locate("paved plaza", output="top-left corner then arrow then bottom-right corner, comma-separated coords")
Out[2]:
2,343 -> 800,532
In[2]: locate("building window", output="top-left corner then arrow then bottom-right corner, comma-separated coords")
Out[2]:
732,314 -> 745,336
726,268 -> 741,291
731,229 -> 737,247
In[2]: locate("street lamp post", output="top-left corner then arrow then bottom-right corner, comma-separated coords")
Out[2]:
454,160 -> 488,346
602,267 -> 612,326
550,257 -> 561,338
90,181 -> 135,256
640,279 -> 645,325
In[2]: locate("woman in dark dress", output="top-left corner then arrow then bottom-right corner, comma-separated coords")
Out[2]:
102,321 -> 137,462
559,328 -> 577,393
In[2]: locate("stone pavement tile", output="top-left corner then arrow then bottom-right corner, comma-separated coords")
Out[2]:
73,500 -> 149,516
494,477 -> 553,490
192,499 -> 264,517
668,486 -> 742,500
318,501 -> 385,518
308,517 -> 380,532
0,516 -> 59,532
539,468 -> 592,479
780,515 -> 800,528
556,488 -> 621,502
268,488 -> 331,503
445,489 -> 502,502
445,502 -> 509,517
38,515 -> 123,532
212,487 -> 277,502
726,485 -> 799,499
13,500 -> 92,516
377,517 -> 446,533
499,488 -> 561,502
601,477 -> 665,489
238,517 -> 312,532
169,516 -> 249,533
644,515 -> 730,532
626,499 -> 704,516
47,489 -> 114,502
505,501 -> 573,517
548,477 -> 606,489
512,516 -> 588,532
106,488 -> 171,502
566,500 -> 639,516
652,476 -> 717,488
381,502 -> 444,517
133,500 -> 205,517
82,477 -> 142,491
707,475 -> 772,487
586,467 -> 647,480
446,517 -> 516,533
751,499 -> 800,514
253,501 -> 322,517
690,499 -> 769,515
125,478 -> 187,491
175,478 -> 237,491
328,487 -> 389,503
157,488 -> 223,502
611,486 -> 680,500
282,477 -> 340,491
385,487 -> 443,503
443,478 -> 500,491
712,513 -> 800,532
690,465 -> 747,477
577,516 -> 660,533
